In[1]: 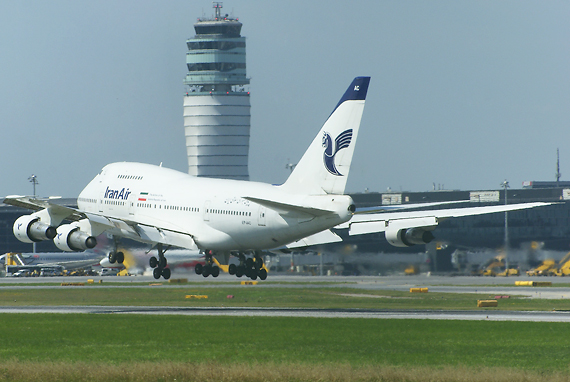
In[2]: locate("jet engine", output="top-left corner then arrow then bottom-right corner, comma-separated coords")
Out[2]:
385,227 -> 435,247
53,224 -> 97,252
13,215 -> 57,243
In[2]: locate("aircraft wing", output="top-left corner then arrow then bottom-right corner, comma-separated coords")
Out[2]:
38,258 -> 103,271
285,201 -> 552,249
344,202 -> 552,236
3,195 -> 84,222
3,195 -> 198,250
354,200 -> 469,214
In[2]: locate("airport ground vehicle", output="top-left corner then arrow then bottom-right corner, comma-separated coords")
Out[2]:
526,260 -> 557,276
11,269 -> 30,277
100,268 -> 119,276
527,252 -> 570,276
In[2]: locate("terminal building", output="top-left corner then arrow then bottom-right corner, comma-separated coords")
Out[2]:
349,187 -> 570,253
183,3 -> 251,180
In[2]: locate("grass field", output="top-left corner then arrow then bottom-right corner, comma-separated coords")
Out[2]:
1,284 -> 570,381
1,314 -> 570,381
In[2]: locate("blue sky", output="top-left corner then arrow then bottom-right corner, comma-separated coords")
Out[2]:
1,1 -> 569,197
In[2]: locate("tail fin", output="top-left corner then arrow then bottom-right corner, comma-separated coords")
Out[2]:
281,76 -> 370,195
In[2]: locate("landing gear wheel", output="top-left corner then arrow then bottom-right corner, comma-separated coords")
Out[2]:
153,267 -> 162,279
202,265 -> 211,278
250,270 -> 258,281
159,257 -> 167,269
211,266 -> 220,278
194,263 -> 203,275
116,252 -> 124,264
108,252 -> 116,264
162,268 -> 171,280
228,264 -> 237,275
149,257 -> 158,268
246,258 -> 254,269
258,268 -> 267,280
236,266 -> 244,278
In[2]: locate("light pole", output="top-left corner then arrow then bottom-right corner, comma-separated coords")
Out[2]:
28,174 -> 38,197
500,179 -> 510,272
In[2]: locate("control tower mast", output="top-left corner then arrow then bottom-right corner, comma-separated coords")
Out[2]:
183,2 -> 250,180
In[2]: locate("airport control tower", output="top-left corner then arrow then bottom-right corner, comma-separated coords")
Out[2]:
183,2 -> 250,180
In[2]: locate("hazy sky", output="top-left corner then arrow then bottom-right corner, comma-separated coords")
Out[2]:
1,1 -> 569,198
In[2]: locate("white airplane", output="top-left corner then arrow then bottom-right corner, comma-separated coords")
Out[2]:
0,250 -> 105,274
4,76 -> 550,280
98,247 -> 204,276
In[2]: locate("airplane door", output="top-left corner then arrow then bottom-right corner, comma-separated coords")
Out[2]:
204,200 -> 211,222
258,206 -> 266,226
98,171 -> 105,213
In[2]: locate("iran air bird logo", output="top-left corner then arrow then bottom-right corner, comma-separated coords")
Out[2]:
322,129 -> 353,176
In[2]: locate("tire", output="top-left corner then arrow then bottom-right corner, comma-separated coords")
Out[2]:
149,257 -> 158,268
153,267 -> 161,279
159,257 -> 167,269
116,252 -> 124,264
250,270 -> 258,281
108,252 -> 116,264
236,266 -> 244,278
258,269 -> 267,280
228,264 -> 237,275
211,266 -> 220,278
202,265 -> 211,278
162,268 -> 171,280
194,263 -> 203,275
246,258 -> 254,269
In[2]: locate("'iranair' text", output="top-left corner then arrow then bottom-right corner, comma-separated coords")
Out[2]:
104,187 -> 131,200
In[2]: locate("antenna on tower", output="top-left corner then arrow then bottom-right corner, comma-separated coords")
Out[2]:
213,2 -> 223,20
556,148 -> 561,187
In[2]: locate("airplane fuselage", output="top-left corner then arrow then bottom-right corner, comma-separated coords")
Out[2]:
77,162 -> 354,252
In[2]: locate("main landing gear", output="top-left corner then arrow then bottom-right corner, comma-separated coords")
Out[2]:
194,250 -> 220,278
149,244 -> 171,280
229,253 -> 267,281
107,251 -> 124,264
194,251 -> 268,280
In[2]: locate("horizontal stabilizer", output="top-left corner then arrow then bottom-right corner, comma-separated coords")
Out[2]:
286,229 -> 342,249
243,196 -> 335,217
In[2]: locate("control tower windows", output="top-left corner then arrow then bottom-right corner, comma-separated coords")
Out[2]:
187,63 -> 246,72
187,41 -> 245,51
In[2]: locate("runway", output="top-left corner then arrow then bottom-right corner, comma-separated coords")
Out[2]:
1,273 -> 569,321
1,305 -> 570,322
3,273 -> 567,297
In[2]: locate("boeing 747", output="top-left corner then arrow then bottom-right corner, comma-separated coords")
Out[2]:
4,77 -> 550,280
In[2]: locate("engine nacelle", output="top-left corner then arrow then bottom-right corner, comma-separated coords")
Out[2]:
54,224 -> 97,252
385,227 -> 435,247
13,215 -> 57,243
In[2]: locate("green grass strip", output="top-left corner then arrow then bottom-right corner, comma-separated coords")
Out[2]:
0,314 -> 569,372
